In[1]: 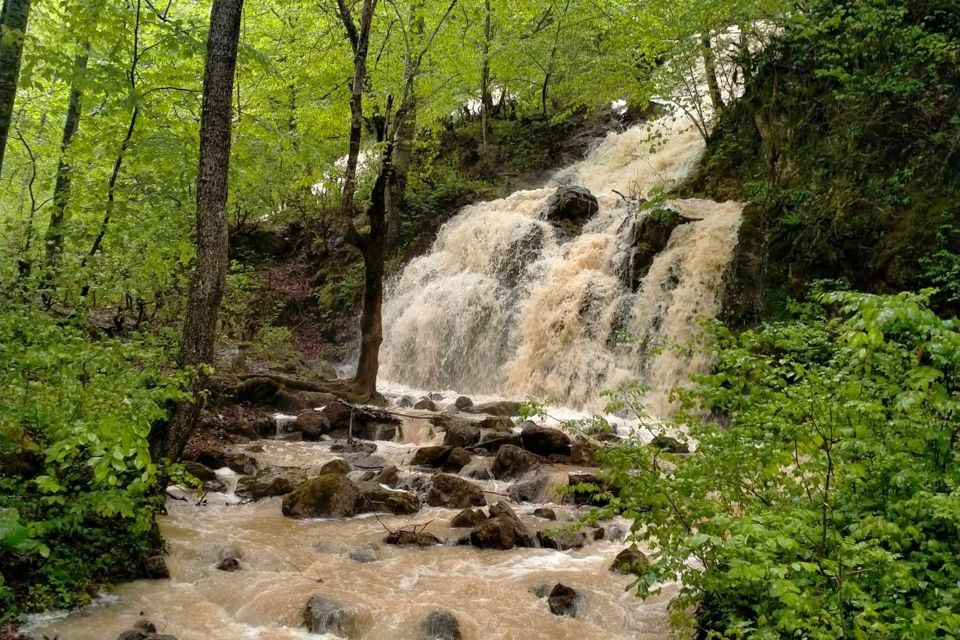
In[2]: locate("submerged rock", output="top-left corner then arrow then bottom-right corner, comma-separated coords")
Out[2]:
116,619 -> 177,640
420,609 -> 462,640
303,594 -> 370,639
491,444 -> 542,479
426,473 -> 486,509
216,556 -> 241,572
385,530 -> 442,547
547,583 -> 582,617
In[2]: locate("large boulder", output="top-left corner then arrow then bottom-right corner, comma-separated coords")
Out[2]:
508,469 -> 553,503
356,481 -> 421,514
294,409 -> 330,440
303,594 -> 370,638
321,401 -> 401,441
520,423 -> 572,457
468,515 -> 535,550
541,186 -> 599,231
320,459 -> 352,475
537,528 -> 587,551
426,474 -> 485,509
190,448 -> 258,475
454,396 -> 473,410
444,447 -> 473,473
236,467 -> 307,501
420,610 -> 462,640
491,445 -> 542,479
410,446 -> 453,468
281,474 -> 361,518
474,430 -> 522,453
613,205 -> 699,291
183,461 -> 227,493
414,398 -> 439,411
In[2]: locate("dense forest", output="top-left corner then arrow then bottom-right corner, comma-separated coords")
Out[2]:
1,0 -> 958,638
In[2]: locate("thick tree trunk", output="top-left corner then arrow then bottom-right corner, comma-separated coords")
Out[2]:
0,0 -> 32,178
44,46 -> 91,272
702,32 -> 725,111
152,0 -> 244,462
354,144 -> 393,396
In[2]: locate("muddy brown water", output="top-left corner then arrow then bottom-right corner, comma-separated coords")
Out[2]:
28,423 -> 677,640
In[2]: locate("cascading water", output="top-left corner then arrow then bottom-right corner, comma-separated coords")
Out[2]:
29,112 -> 742,640
381,114 -> 742,415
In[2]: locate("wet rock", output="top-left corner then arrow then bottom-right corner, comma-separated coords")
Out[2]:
533,507 -> 557,520
442,423 -> 482,449
450,508 -> 487,528
610,546 -> 650,575
426,473 -> 485,509
303,594 -> 370,639
567,473 -> 613,506
282,474 -> 361,518
372,465 -> 400,487
183,461 -> 227,492
294,409 -> 330,440
570,439 -> 601,467
144,555 -> 169,579
349,454 -> 389,470
468,515 -> 535,550
474,430 -> 522,453
216,556 -> 241,572
508,469 -> 553,503
491,445 -> 542,479
331,440 -> 377,454
444,447 -> 473,473
537,528 -> 587,551
460,457 -> 494,480
454,396 -> 473,410
276,431 -> 303,442
236,467 -> 307,501
320,459 -> 352,475
475,415 -> 515,432
543,185 -> 599,224
520,423 -> 572,457
529,584 -> 551,598
414,398 -> 439,411
591,527 -> 605,540
411,445 -> 453,468
547,583 -> 582,617
464,400 -> 525,417
397,395 -> 416,408
116,619 -> 178,640
322,401 -> 401,441
349,543 -> 381,563
356,481 -> 422,515
245,443 -> 265,453
385,530 -> 442,547
420,610 -> 462,640
650,433 -> 690,454
191,448 -> 258,475
487,500 -> 519,521
614,205 -> 699,291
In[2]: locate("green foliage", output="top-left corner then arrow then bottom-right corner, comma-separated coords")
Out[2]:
699,0 -> 960,315
600,291 -> 960,638
0,301 -> 186,621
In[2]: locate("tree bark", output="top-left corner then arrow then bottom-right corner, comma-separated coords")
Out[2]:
354,143 -> 392,395
0,0 -> 32,178
702,32 -> 725,111
337,0 -> 378,221
42,45 -> 91,275
152,0 -> 244,462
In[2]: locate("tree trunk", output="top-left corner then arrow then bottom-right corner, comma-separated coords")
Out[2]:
337,0 -> 378,220
152,0 -> 244,462
0,0 -> 32,178
354,143 -> 393,396
702,32 -> 725,111
385,99 -> 414,249
44,45 -> 91,272
480,0 -> 492,155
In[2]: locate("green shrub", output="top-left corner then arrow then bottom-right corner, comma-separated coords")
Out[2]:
0,302 -> 186,622
600,291 -> 960,638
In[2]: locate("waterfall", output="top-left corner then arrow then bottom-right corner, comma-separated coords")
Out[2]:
381,114 -> 742,415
